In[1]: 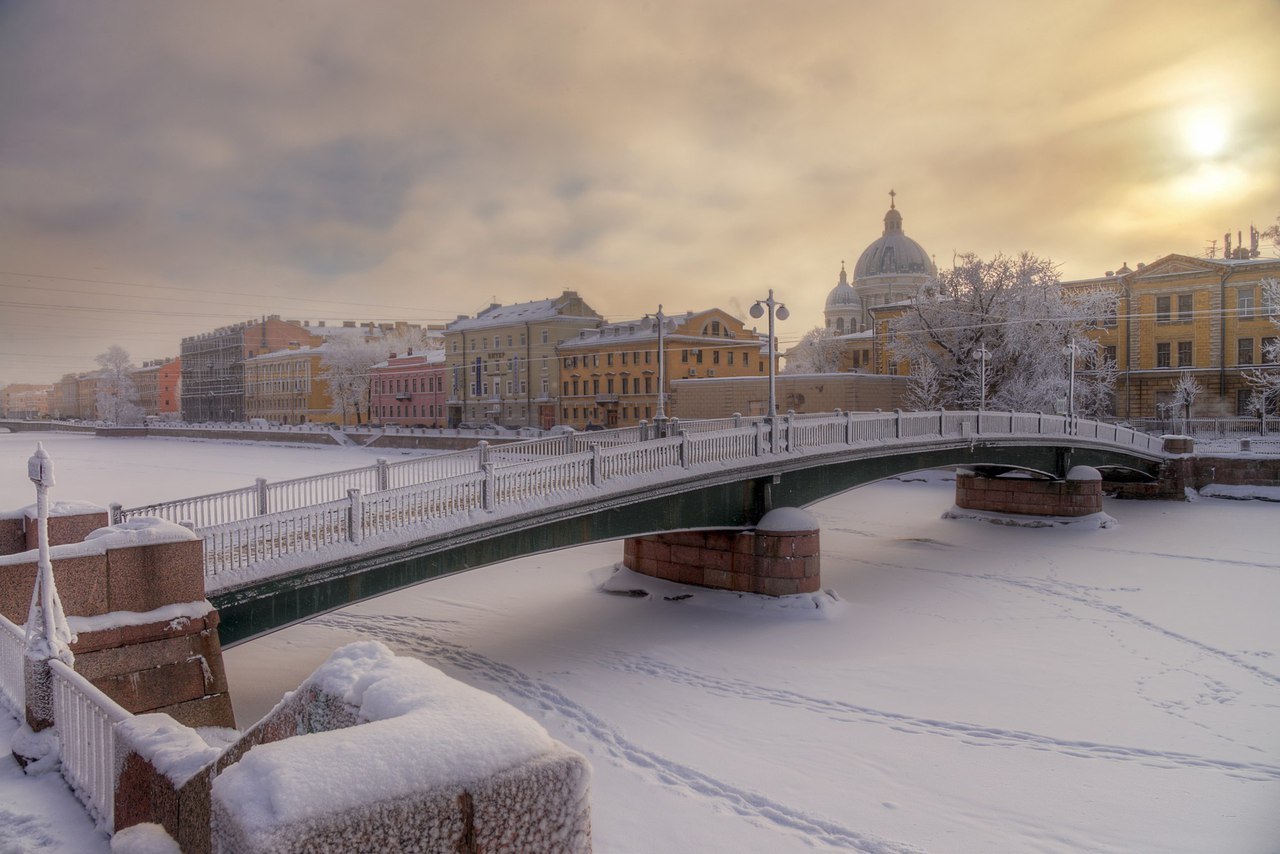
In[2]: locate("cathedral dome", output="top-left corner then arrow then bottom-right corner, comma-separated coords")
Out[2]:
825,264 -> 860,310
853,194 -> 935,281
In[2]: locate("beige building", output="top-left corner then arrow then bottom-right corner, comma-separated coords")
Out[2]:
243,346 -> 349,425
670,374 -> 910,420
556,308 -> 770,429
444,291 -> 603,429
0,383 -> 51,419
1063,251 -> 1280,418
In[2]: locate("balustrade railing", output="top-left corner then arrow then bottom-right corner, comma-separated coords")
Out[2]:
0,614 -> 25,717
50,658 -> 131,832
110,411 -> 1164,580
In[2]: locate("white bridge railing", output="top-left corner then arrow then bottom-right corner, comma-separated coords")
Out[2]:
50,658 -> 131,832
114,410 -> 1163,581
0,614 -> 130,834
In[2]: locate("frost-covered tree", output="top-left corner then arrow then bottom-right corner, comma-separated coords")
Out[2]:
785,326 -> 843,374
888,251 -> 1118,414
94,345 -> 143,424
385,326 -> 443,358
321,336 -> 387,425
1243,277 -> 1280,423
903,358 -> 944,411
1170,371 -> 1202,424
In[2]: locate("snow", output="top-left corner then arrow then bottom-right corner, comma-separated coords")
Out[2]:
109,823 -> 180,854
67,601 -> 214,635
212,641 -> 560,835
755,506 -> 817,532
1065,464 -> 1101,481
0,433 -> 1278,852
0,517 -> 197,568
115,713 -> 222,787
1197,483 -> 1280,502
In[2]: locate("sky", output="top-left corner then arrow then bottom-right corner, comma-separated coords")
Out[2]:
2,0 -> 1278,386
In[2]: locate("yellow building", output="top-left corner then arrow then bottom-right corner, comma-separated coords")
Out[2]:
443,290 -> 603,430
556,308 -> 771,429
0,383 -> 51,419
243,346 -> 347,425
1063,253 -> 1280,418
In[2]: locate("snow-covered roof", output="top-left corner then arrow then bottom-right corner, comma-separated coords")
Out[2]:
446,291 -> 600,333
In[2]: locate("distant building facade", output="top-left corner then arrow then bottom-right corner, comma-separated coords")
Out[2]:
556,308 -> 770,429
1063,252 -> 1280,418
444,291 -> 603,429
369,349 -> 447,427
243,346 -> 346,425
181,316 -> 318,423
132,358 -> 181,419
670,374 -> 910,420
0,383 -> 51,419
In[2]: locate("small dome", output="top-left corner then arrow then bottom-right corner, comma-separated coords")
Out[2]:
853,197 -> 935,280
825,264 -> 861,309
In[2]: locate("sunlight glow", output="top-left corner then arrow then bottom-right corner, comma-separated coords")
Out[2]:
1181,107 -> 1230,159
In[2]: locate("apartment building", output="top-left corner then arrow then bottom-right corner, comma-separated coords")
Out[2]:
131,358 -> 181,419
180,316 -> 318,423
1063,252 -> 1280,418
369,349 -> 447,427
556,308 -> 770,429
0,384 -> 51,419
443,291 -> 603,429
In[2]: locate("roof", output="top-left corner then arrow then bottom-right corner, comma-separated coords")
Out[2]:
446,291 -> 601,333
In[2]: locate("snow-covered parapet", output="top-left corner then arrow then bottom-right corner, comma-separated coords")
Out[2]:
211,641 -> 592,853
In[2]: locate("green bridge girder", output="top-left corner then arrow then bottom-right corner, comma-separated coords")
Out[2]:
211,437 -> 1163,646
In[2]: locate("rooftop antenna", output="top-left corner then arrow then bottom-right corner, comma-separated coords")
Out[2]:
1205,239 -> 1218,259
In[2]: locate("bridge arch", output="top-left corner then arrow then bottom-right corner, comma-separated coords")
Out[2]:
212,436 -> 1161,645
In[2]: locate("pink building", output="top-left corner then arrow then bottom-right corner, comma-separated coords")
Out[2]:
368,350 -> 447,427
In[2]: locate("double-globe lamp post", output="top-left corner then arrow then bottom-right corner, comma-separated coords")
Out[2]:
749,289 -> 789,419
971,347 -> 991,411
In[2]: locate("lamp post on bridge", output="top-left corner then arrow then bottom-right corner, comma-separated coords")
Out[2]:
654,305 -> 668,435
1063,338 -> 1082,424
971,347 -> 991,411
749,289 -> 789,419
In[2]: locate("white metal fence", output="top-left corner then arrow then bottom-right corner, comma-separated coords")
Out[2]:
178,410 -> 1164,581
50,659 -> 130,832
0,615 -> 25,717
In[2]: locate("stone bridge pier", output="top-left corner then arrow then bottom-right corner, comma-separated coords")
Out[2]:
622,508 -> 822,596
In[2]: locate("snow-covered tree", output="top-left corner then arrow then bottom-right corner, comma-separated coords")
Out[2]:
94,345 -> 143,424
903,358 -> 944,411
385,326 -> 443,359
321,336 -> 387,425
1170,370 -> 1202,424
1243,277 -> 1280,423
888,251 -> 1118,414
785,326 -> 843,374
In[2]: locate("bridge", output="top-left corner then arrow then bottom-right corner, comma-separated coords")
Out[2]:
113,410 -> 1167,645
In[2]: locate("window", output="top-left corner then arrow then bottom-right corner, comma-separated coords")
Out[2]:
682,350 -> 689,363
1156,342 -> 1171,368
1263,287 -> 1279,317
1238,338 -> 1254,365
728,352 -> 735,366
507,335 -> 513,347
541,330 -> 549,345
1177,341 -> 1193,367
1155,296 -> 1171,323
1104,345 -> 1117,364
713,350 -> 721,365
1177,293 -> 1193,321
621,352 -> 628,365
607,353 -> 613,366
1237,389 -> 1253,417
1238,288 -> 1255,319
1103,303 -> 1118,328
1263,337 -> 1279,364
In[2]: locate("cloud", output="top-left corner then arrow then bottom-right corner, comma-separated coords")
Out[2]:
1,0 -> 1278,382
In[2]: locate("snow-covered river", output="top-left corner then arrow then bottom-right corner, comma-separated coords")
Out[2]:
2,433 -> 1277,852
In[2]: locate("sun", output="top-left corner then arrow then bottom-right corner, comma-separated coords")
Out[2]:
1181,107 -> 1229,159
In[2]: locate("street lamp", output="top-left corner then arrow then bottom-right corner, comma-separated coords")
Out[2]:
654,305 -> 668,425
749,289 -> 789,418
1063,338 -> 1082,422
971,347 -> 991,411
25,443 -> 74,666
